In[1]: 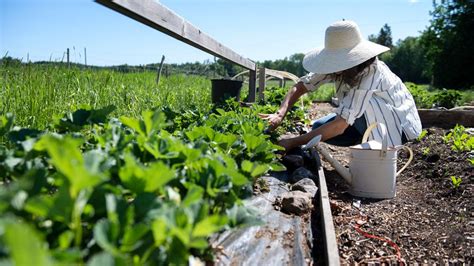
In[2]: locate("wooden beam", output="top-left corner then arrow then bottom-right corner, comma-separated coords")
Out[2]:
96,0 -> 255,70
265,68 -> 300,82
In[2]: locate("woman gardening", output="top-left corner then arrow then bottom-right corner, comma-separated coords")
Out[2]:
260,20 -> 422,151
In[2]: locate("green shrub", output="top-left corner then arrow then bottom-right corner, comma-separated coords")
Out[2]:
406,83 -> 433,108
432,89 -> 462,109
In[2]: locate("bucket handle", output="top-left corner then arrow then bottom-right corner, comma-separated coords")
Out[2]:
361,122 -> 388,157
396,145 -> 413,176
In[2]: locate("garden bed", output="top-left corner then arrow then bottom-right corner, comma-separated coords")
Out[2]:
310,103 -> 473,264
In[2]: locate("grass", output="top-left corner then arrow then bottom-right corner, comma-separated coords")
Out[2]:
2,63 -> 472,130
0,64 -> 212,128
459,90 -> 474,106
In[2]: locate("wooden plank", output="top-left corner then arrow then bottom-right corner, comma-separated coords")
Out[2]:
418,109 -> 474,128
313,151 -> 340,266
258,67 -> 266,102
96,0 -> 255,70
265,68 -> 300,82
248,70 -> 257,102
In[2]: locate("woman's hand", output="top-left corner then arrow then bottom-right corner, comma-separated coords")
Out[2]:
258,112 -> 284,131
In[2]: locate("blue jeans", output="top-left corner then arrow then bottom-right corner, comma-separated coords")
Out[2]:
312,113 -> 367,147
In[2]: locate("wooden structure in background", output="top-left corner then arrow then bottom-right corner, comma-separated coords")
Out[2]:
418,108 -> 474,128
96,0 -> 258,101
233,68 -> 300,101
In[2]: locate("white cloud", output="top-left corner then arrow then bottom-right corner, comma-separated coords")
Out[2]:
409,0 -> 419,3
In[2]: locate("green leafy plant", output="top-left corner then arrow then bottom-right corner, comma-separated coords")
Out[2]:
443,124 -> 474,152
0,102 -> 287,265
422,147 -> 430,156
417,129 -> 428,142
468,157 -> 474,166
450,176 -> 462,189
407,83 -> 433,109
432,89 -> 462,109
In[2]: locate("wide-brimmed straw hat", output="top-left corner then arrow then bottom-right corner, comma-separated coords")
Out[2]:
303,20 -> 390,74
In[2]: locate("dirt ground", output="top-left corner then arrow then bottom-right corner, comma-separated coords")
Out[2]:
308,102 -> 473,265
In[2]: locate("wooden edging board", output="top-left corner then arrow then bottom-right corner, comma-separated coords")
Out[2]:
418,108 -> 474,128
317,165 -> 341,265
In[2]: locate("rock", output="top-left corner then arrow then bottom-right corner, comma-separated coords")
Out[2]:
281,154 -> 304,172
303,151 -> 320,173
280,191 -> 313,215
291,167 -> 315,183
292,178 -> 318,195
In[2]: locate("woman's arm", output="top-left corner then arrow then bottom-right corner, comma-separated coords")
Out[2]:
259,82 -> 308,130
278,115 -> 349,151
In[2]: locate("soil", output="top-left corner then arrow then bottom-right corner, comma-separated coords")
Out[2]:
308,102 -> 474,265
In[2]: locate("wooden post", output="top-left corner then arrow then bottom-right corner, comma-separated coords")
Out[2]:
279,78 -> 284,88
156,55 -> 165,84
258,67 -> 266,102
248,69 -> 257,102
67,48 -> 70,68
84,47 -> 87,66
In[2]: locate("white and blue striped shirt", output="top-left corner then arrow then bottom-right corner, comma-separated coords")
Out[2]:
299,58 -> 422,146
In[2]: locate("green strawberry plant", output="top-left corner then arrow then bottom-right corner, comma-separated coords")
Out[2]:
0,100 -> 286,265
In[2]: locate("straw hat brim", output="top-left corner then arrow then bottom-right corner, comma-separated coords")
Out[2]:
303,40 -> 390,74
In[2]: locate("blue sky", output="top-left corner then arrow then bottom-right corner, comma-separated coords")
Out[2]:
1,0 -> 433,66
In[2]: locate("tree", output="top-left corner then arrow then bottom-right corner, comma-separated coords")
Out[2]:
368,24 -> 393,48
260,53 -> 305,76
384,37 -> 430,84
420,0 -> 474,89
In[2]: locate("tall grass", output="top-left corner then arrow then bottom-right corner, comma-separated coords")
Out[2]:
0,64 -> 211,128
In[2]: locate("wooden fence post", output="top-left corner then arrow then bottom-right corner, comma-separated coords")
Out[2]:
67,48 -> 70,68
258,67 -> 266,102
84,47 -> 87,67
156,55 -> 165,84
248,69 -> 257,102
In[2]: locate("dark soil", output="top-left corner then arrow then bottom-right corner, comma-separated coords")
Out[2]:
309,103 -> 474,264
